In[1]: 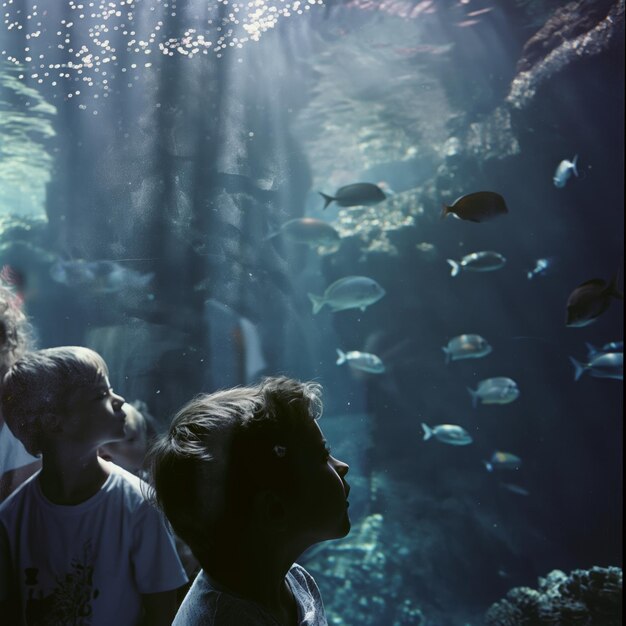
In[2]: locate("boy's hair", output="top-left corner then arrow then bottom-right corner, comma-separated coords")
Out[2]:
147,376 -> 322,568
1,346 -> 109,456
0,283 -> 34,380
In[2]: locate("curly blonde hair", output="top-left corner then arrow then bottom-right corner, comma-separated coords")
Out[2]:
0,283 -> 34,380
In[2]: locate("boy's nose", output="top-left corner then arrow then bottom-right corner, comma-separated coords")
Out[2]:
334,458 -> 349,477
112,393 -> 125,409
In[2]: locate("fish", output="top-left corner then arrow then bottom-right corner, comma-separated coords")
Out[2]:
569,352 -> 623,381
527,258 -> 551,280
441,191 -> 508,223
565,275 -> 622,327
336,349 -> 385,374
270,218 -> 340,254
468,377 -> 520,407
49,259 -> 154,293
319,183 -> 387,210
447,251 -> 506,277
308,276 -> 385,314
484,451 -> 522,472
500,482 -> 530,496
553,155 -> 578,188
586,340 -> 624,357
421,423 -> 473,446
443,334 -> 492,364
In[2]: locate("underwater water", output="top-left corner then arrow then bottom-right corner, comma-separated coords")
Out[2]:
0,0 -> 623,624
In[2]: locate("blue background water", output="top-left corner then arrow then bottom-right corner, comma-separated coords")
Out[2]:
0,1 -> 623,623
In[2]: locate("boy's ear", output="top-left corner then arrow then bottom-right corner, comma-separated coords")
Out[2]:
253,490 -> 289,532
40,412 -> 63,435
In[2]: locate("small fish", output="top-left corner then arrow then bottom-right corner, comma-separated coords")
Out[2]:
500,482 -> 530,496
443,334 -> 492,364
319,183 -> 387,210
336,349 -> 385,374
569,352 -> 623,381
270,218 -> 340,254
586,340 -> 623,357
441,191 -> 508,223
50,259 -> 154,293
468,377 -> 520,407
553,155 -> 578,188
308,275 -> 385,314
447,251 -> 506,277
527,258 -> 551,280
565,275 -> 622,327
484,451 -> 522,472
421,423 -> 473,446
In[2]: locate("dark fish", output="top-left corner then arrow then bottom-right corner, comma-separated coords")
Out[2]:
319,183 -> 387,210
441,191 -> 508,223
565,275 -> 623,327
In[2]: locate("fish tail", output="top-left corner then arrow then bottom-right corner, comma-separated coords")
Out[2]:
607,273 -> 623,300
421,423 -> 433,441
585,342 -> 598,359
442,347 -> 451,364
308,292 -> 325,314
527,270 -> 534,280
468,387 -> 479,408
336,349 -> 346,365
571,154 -> 579,176
440,204 -> 451,220
447,259 -> 460,277
569,356 -> 585,381
319,192 -> 335,210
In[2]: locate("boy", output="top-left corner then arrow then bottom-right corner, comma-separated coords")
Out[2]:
0,346 -> 188,625
0,282 -> 40,502
148,376 -> 351,626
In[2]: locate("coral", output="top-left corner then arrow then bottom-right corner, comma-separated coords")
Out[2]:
485,566 -> 622,626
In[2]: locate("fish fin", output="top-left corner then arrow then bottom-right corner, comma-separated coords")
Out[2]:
447,259 -> 460,277
585,342 -> 598,359
319,192 -> 335,210
467,387 -> 478,408
606,273 -> 623,300
421,423 -> 433,441
336,349 -> 346,365
571,154 -> 579,176
483,460 -> 493,472
308,292 -> 325,314
569,356 -> 585,381
442,347 -> 451,364
440,204 -> 451,219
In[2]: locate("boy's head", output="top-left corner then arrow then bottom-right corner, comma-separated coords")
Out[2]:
1,346 -> 126,456
99,400 -> 159,474
148,376 -> 350,569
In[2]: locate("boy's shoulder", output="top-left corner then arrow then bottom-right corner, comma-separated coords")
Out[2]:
100,461 -> 155,511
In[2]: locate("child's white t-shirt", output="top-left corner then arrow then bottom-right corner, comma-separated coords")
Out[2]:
0,462 -> 188,625
172,564 -> 327,626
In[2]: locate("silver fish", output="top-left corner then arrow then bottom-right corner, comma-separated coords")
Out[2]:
468,377 -> 520,407
484,451 -> 522,472
271,218 -> 340,254
500,483 -> 530,496
50,259 -> 153,293
421,423 -> 473,446
447,251 -> 506,277
553,155 -> 578,188
569,352 -> 623,381
585,341 -> 623,358
443,334 -> 492,364
336,349 -> 385,373
308,276 -> 385,314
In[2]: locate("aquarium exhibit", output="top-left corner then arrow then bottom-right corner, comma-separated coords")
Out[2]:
0,0 -> 623,624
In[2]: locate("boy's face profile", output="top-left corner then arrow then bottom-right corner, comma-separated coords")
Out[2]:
99,403 -> 148,473
62,370 -> 127,448
288,420 -> 351,543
